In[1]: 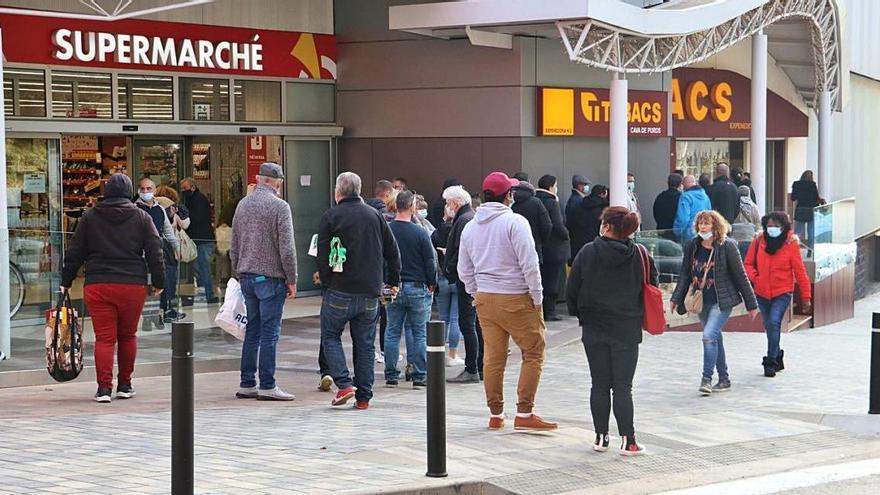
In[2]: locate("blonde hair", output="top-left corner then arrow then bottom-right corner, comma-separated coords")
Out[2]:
384,188 -> 399,213
155,185 -> 179,203
694,210 -> 730,243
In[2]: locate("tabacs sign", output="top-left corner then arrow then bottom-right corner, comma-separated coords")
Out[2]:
0,12 -> 337,80
538,87 -> 668,138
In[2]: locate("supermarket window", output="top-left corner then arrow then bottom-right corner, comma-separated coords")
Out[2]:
3,68 -> 47,117
118,74 -> 173,120
180,78 -> 229,121
234,80 -> 281,122
286,82 -> 334,122
51,70 -> 112,119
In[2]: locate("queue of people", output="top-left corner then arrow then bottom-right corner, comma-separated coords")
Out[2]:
60,162 -> 815,460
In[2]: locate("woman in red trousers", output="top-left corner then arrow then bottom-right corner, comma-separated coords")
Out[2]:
61,174 -> 165,402
744,211 -> 811,377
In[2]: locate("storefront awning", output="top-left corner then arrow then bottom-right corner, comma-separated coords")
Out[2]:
389,0 -> 846,111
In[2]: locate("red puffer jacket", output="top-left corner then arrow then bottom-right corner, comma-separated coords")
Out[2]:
744,232 -> 811,301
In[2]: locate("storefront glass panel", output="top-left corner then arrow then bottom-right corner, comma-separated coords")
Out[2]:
135,140 -> 183,187
286,82 -> 335,122
6,137 -> 64,323
118,75 -> 174,120
234,80 -> 281,122
179,78 -> 230,121
51,71 -> 112,119
3,68 -> 47,117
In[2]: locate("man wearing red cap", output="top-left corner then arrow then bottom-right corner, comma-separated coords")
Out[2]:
457,171 -> 558,431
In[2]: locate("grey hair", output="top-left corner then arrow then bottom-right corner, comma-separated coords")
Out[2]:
336,172 -> 362,197
256,175 -> 282,188
442,185 -> 470,207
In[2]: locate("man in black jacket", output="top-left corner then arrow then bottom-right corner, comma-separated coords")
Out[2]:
535,175 -> 570,321
652,173 -> 683,230
707,164 -> 740,224
512,181 -> 552,262
442,184 -> 483,384
318,172 -> 401,409
568,185 -> 609,263
180,177 -> 218,304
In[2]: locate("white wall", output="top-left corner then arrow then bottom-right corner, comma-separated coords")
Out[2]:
838,0 -> 880,81
0,0 -> 333,33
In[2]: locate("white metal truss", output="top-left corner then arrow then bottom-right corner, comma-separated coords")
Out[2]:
557,0 -> 842,110
0,0 -> 215,21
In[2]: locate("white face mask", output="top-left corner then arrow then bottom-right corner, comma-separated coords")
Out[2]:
444,205 -> 455,219
698,231 -> 713,241
417,209 -> 428,219
627,182 -> 635,192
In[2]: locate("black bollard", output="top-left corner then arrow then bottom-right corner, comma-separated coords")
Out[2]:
172,322 -> 194,494
426,320 -> 448,478
871,314 -> 880,414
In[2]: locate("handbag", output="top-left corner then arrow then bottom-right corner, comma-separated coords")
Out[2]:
636,244 -> 666,335
45,291 -> 83,382
684,246 -> 714,314
176,226 -> 198,263
215,278 -> 246,340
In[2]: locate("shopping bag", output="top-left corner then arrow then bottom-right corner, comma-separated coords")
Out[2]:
176,226 -> 198,263
636,245 -> 666,335
45,291 -> 84,382
215,278 -> 246,340
215,225 -> 232,256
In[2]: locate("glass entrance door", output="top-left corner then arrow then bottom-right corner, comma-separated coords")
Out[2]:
283,139 -> 332,292
133,139 -> 183,188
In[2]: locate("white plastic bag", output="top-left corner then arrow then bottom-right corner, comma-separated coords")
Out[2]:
215,278 -> 246,340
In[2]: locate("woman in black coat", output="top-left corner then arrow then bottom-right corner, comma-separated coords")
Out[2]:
566,206 -> 658,456
790,170 -> 822,248
535,175 -> 570,321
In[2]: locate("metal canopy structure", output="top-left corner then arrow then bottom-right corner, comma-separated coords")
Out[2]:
389,0 -> 845,111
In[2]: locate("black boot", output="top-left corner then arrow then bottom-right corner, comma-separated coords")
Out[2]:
775,349 -> 785,372
762,357 -> 777,377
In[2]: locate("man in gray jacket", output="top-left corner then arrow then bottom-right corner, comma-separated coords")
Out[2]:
230,162 -> 298,401
458,172 -> 558,432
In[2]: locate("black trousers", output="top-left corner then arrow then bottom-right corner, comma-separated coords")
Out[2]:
540,261 -> 565,317
583,333 -> 639,437
456,281 -> 484,375
378,304 -> 387,353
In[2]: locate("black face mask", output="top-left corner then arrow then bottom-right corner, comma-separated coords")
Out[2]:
182,189 -> 194,198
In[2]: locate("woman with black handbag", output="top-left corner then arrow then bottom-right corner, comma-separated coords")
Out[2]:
61,174 -> 165,403
566,206 -> 658,456
670,210 -> 758,396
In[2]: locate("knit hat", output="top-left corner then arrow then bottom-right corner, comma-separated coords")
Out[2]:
104,173 -> 133,199
738,185 -> 751,197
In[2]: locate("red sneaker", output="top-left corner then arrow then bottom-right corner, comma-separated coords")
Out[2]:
332,386 -> 355,407
355,400 -> 369,410
488,416 -> 505,430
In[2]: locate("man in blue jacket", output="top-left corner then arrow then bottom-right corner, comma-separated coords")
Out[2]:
673,175 -> 712,242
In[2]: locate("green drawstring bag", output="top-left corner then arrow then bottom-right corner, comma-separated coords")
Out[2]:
329,236 -> 347,272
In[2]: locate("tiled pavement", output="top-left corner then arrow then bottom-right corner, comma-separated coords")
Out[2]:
2,294 -> 880,494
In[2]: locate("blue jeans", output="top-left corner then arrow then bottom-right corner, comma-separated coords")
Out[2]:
239,275 -> 287,390
757,293 -> 792,360
795,221 -> 815,250
193,241 -> 216,300
699,304 -> 732,381
436,278 -> 461,349
320,289 -> 380,402
385,283 -> 431,382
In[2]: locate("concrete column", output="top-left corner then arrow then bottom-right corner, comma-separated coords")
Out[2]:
609,72 -> 628,207
750,31 -> 767,213
818,89 -> 832,201
0,27 -> 11,359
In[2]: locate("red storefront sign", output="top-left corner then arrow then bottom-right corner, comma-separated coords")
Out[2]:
0,12 -> 336,80
672,68 -> 807,138
246,136 -> 268,185
538,87 -> 668,137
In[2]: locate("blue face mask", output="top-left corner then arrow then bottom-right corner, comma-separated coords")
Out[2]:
139,192 -> 154,202
766,226 -> 783,238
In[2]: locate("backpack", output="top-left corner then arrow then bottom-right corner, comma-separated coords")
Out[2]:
45,292 -> 83,382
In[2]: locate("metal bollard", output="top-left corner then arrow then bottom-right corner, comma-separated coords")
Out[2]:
871,314 -> 880,414
426,320 -> 448,478
172,322 -> 194,494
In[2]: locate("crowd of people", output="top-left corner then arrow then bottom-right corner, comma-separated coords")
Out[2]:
59,161 -> 816,456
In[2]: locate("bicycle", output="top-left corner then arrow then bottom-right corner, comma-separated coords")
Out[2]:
9,261 -> 25,318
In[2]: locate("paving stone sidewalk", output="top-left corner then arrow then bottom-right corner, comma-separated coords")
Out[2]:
2,294 -> 880,494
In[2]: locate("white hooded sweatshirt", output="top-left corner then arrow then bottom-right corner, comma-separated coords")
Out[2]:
457,202 -> 543,306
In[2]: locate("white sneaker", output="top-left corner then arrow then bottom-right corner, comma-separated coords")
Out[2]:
446,357 -> 465,367
376,351 -> 385,364
257,386 -> 295,401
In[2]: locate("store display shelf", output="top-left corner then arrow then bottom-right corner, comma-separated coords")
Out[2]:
62,179 -> 90,186
63,169 -> 102,175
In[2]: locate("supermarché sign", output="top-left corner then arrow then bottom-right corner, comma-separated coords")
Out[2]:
53,29 -> 264,71
0,12 -> 337,80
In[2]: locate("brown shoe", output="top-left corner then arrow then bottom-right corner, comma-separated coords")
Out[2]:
514,414 -> 558,431
488,416 -> 505,430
